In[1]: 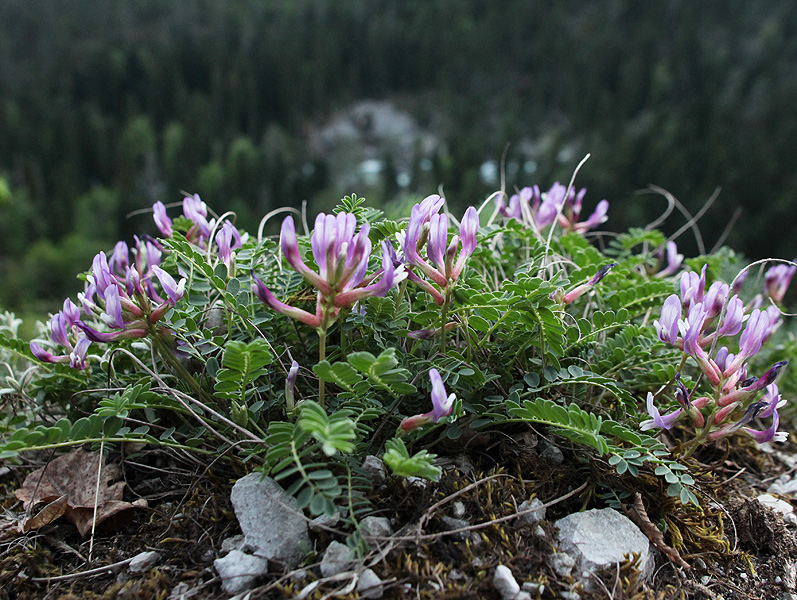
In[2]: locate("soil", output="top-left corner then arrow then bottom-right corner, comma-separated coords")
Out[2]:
2,428 -> 796,600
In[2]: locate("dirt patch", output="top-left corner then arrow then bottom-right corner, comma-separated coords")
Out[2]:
2,435 -> 797,599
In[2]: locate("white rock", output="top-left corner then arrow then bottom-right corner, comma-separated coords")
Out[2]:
214,549 -> 269,595
356,568 -> 384,598
453,501 -> 466,519
493,565 -> 520,600
555,508 -> 653,581
230,473 -> 310,568
768,478 -> 797,495
518,497 -> 546,525
320,541 -> 355,577
757,493 -> 795,516
128,551 -> 161,573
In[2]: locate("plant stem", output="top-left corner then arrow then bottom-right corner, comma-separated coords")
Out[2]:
439,288 -> 450,354
318,326 -> 327,409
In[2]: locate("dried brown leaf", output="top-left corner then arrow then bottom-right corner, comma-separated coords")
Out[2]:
14,449 -> 140,537
21,494 -> 67,532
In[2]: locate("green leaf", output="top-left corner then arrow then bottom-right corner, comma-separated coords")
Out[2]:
383,438 -> 441,481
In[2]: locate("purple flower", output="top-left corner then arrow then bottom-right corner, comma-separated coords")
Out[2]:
640,392 -> 682,431
76,321 -> 148,343
681,302 -> 722,385
452,206 -> 479,280
654,294 -> 681,344
153,201 -> 173,237
182,193 -> 213,245
702,281 -> 728,319
101,285 -> 126,330
723,308 -> 769,377
559,263 -> 618,304
91,252 -> 116,296
150,265 -> 186,306
656,241 -> 684,278
69,338 -> 92,370
572,199 -> 609,233
680,265 -> 707,309
744,407 -> 788,443
716,295 -> 745,337
255,213 -> 405,329
400,368 -> 457,431
109,241 -> 130,277
216,221 -> 239,267
764,263 -> 796,304
403,200 -> 478,290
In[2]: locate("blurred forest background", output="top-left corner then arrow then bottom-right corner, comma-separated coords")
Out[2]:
1,0 -> 797,314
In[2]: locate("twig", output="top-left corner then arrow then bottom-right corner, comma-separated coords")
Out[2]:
88,440 -> 105,562
29,557 -> 134,583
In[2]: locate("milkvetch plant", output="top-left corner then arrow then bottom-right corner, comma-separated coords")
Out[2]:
2,169 -> 794,521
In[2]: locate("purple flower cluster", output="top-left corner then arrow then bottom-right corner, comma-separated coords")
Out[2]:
647,265 -> 789,445
253,212 -> 406,330
401,195 -> 479,305
497,183 -> 608,234
154,194 -> 242,260
31,240 -> 187,369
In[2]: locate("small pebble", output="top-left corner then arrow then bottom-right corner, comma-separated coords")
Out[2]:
320,541 -> 354,577
518,497 -> 546,525
361,455 -> 387,485
453,501 -> 466,519
493,565 -> 520,600
128,551 -> 161,573
549,553 -> 575,578
523,581 -> 545,594
356,568 -> 384,599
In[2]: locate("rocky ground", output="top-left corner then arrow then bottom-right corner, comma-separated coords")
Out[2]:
2,426 -> 797,600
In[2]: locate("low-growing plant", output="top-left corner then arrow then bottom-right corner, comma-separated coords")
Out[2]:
2,167 -> 795,528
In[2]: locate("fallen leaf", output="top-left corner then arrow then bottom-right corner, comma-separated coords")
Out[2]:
15,449 -> 141,537
21,494 -> 67,532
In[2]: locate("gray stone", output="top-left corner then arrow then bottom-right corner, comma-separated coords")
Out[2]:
361,455 -> 387,485
493,565 -> 520,600
453,501 -> 466,519
214,549 -> 269,595
441,516 -> 481,545
309,512 -> 340,532
221,534 -> 246,554
549,552 -> 575,577
320,541 -> 354,577
361,516 -> 393,547
230,473 -> 310,568
757,493 -> 794,516
128,551 -> 161,573
539,440 -> 564,465
518,497 -> 546,525
356,568 -> 384,598
555,508 -> 653,581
